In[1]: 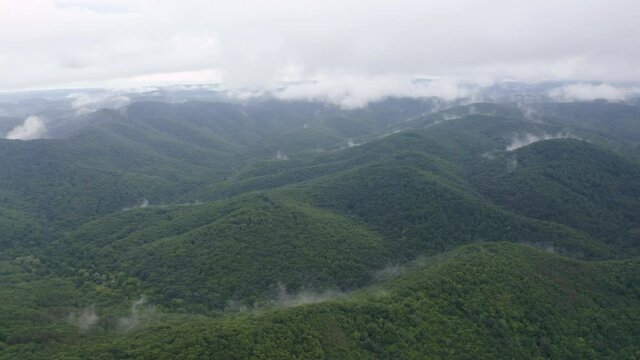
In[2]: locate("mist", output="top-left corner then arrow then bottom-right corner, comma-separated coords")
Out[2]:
272,76 -> 477,109
5,116 -> 47,140
273,283 -> 346,308
68,305 -> 99,333
548,83 -> 640,102
122,198 -> 150,211
506,132 -> 578,151
117,296 -> 156,332
68,91 -> 131,115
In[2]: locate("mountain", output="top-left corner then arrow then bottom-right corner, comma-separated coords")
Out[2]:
0,99 -> 437,249
472,138 -> 640,255
1,98 -> 640,358
4,243 -> 640,359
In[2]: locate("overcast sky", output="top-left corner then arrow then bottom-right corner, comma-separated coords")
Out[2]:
1,0 -> 639,93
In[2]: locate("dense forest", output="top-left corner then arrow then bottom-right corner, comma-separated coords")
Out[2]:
1,98 -> 640,358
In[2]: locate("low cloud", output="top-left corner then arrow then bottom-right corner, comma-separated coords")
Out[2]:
122,198 -> 149,211
516,102 -> 539,120
117,296 -> 156,332
271,76 -> 478,109
274,283 -> 345,307
548,83 -> 639,102
5,116 -> 47,140
347,139 -> 361,148
506,132 -> 578,151
68,305 -> 99,333
372,264 -> 405,281
67,91 -> 130,115
276,150 -> 289,160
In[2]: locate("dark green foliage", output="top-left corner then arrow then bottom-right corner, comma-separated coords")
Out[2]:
0,208 -> 43,250
0,99 -> 437,249
539,101 -> 640,146
473,139 -> 640,256
305,161 -> 605,258
14,243 -> 639,359
52,194 -> 389,310
2,99 -> 640,358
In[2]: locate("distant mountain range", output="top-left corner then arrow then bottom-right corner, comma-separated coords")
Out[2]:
1,92 -> 640,358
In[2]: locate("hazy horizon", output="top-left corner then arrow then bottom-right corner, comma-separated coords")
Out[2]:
2,1 -> 639,94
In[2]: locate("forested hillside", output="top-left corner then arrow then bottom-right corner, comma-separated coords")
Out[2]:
4,243 -> 640,359
1,99 -> 640,358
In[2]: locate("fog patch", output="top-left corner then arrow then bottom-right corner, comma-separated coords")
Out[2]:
67,91 -> 130,115
442,113 -> 462,121
506,132 -> 577,151
516,102 -> 539,120
68,305 -> 99,333
347,138 -> 361,148
122,198 -> 206,211
522,241 -> 557,254
274,283 -> 345,307
520,241 -> 585,258
177,200 -> 203,206
117,297 -> 156,332
378,129 -> 402,139
5,115 -> 47,140
373,264 -> 405,281
548,83 -> 640,102
224,299 -> 251,313
481,152 -> 496,160
271,76 -> 478,109
122,198 -> 150,211
371,257 -> 433,283
276,150 -> 289,160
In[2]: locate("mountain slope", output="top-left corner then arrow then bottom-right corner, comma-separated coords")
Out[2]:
8,243 -> 638,359
0,99 -> 439,249
3,100 -> 640,358
51,193 -> 390,310
472,138 -> 640,255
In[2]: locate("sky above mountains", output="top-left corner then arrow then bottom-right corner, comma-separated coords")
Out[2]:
1,0 -> 639,93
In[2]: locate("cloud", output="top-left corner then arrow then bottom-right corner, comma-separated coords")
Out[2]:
506,132 -> 578,151
1,1 -> 640,91
68,305 -> 99,333
5,116 -> 47,140
117,296 -> 155,332
273,76 -> 476,109
548,83 -> 639,102
67,91 -> 130,115
276,150 -> 289,160
122,198 -> 150,211
273,283 -> 345,307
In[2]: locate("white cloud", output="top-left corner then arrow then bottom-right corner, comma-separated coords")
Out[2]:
67,91 -> 130,115
273,75 -> 476,108
68,306 -> 99,333
6,116 -> 47,140
548,83 -> 639,102
0,1 -> 639,91
506,132 -> 578,151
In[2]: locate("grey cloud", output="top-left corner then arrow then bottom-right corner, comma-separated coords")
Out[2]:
67,91 -> 130,115
1,1 -> 639,92
271,76 -> 477,109
548,83 -> 640,102
506,132 -> 579,151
